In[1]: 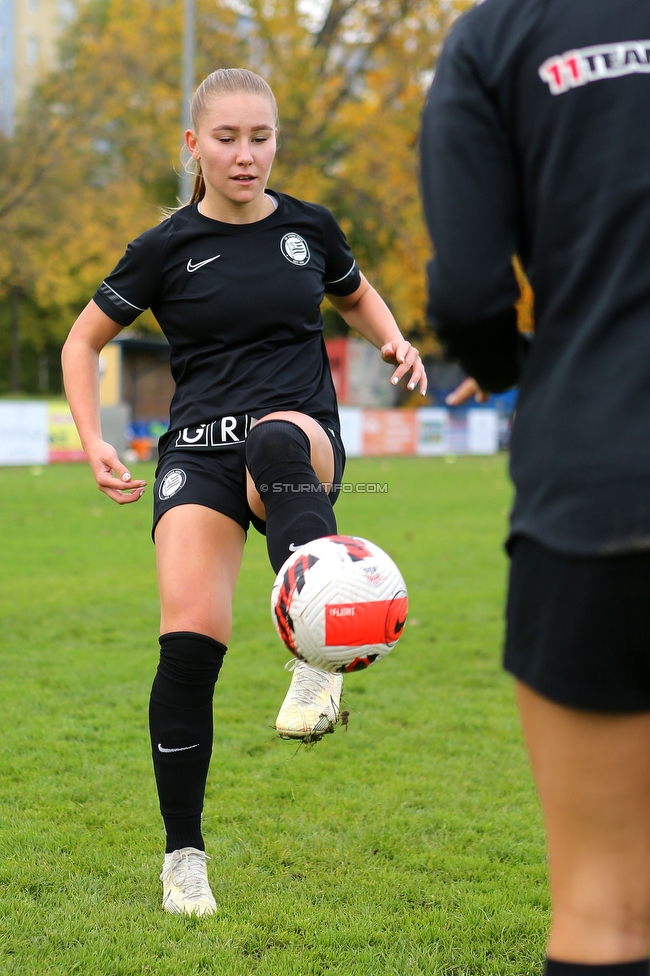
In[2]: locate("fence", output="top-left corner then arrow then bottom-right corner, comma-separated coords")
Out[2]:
0,401 -> 502,466
339,407 -> 499,456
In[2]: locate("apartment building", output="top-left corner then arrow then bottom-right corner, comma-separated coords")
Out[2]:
0,0 -> 76,136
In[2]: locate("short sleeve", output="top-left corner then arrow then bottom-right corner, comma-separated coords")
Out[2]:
92,223 -> 168,327
317,206 -> 362,297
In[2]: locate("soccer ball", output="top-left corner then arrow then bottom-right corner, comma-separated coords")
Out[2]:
271,535 -> 408,672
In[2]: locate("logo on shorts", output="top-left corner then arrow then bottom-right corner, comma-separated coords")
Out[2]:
159,468 -> 186,500
280,233 -> 310,266
174,416 -> 248,448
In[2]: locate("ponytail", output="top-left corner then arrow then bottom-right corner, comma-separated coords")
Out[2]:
189,165 -> 206,206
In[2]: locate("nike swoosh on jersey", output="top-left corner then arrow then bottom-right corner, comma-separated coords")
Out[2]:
186,255 -> 220,272
288,543 -> 301,551
157,742 -> 200,753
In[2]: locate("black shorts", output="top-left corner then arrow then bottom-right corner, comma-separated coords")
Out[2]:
152,416 -> 346,539
504,536 -> 650,713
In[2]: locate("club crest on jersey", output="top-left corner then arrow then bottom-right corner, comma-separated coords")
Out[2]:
159,468 -> 186,500
280,233 -> 310,266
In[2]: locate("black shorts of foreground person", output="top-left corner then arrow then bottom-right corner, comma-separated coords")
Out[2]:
505,537 -> 650,713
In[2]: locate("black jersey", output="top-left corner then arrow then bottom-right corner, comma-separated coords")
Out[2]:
93,191 -> 360,450
420,0 -> 650,556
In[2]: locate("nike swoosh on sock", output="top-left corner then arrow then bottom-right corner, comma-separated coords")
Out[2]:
157,742 -> 200,753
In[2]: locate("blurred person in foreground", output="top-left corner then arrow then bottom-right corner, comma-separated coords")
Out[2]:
420,2 -> 650,974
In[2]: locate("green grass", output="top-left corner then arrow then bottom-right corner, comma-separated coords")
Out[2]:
0,457 -> 548,975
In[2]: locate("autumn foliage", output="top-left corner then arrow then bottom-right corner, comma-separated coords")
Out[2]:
0,0 -> 468,387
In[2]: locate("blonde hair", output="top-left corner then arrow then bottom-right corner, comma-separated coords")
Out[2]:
187,68 -> 279,205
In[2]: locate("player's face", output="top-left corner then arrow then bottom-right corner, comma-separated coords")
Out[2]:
189,93 -> 277,207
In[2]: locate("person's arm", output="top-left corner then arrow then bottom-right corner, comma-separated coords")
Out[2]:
445,376 -> 489,405
420,22 -> 525,393
327,274 -> 428,395
61,300 -> 147,504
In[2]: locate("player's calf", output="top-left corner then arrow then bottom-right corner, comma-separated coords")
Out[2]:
149,632 -> 226,854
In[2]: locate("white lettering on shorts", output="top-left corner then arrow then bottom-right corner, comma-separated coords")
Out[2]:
159,468 -> 187,500
221,416 -> 238,441
539,40 -> 650,95
177,424 -> 209,447
174,415 -> 250,449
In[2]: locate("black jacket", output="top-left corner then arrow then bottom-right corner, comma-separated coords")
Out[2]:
421,0 -> 650,555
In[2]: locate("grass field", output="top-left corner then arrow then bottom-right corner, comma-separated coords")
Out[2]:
0,457 -> 548,975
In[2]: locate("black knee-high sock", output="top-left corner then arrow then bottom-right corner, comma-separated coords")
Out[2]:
149,632 -> 226,853
245,419 -> 337,573
545,960 -> 650,975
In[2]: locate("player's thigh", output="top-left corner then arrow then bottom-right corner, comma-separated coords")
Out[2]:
246,411 -> 335,519
517,681 -> 650,958
155,504 -> 245,644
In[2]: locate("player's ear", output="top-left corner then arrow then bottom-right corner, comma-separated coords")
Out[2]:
185,129 -> 199,158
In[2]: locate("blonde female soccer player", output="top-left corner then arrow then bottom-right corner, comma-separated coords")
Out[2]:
62,68 -> 426,916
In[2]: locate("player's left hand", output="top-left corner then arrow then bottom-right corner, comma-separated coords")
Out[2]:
445,377 -> 490,405
380,340 -> 428,395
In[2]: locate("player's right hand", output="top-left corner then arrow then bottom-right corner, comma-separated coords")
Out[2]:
86,438 -> 147,504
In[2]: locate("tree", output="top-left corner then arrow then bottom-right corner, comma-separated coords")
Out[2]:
0,95 -> 154,390
0,109 -> 74,389
0,0 -> 468,388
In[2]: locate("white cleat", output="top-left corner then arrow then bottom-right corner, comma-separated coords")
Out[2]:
160,847 -> 216,917
275,659 -> 343,741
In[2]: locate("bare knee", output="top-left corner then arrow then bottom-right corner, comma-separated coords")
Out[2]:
160,610 -> 232,646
